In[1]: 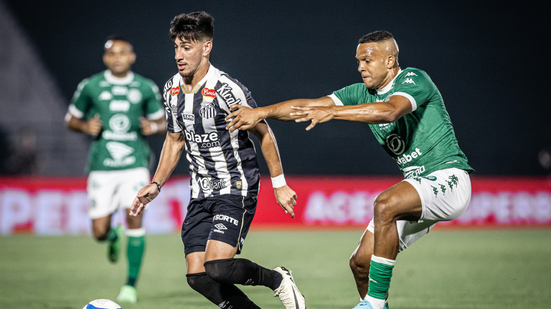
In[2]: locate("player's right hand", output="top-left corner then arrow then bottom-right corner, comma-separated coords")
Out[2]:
225,105 -> 262,133
84,114 -> 102,136
130,184 -> 160,216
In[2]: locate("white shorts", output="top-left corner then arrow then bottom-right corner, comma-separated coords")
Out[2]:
367,168 -> 471,251
87,167 -> 150,219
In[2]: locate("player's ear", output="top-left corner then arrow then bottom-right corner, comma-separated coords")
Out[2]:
386,55 -> 395,69
129,52 -> 137,65
203,40 -> 212,56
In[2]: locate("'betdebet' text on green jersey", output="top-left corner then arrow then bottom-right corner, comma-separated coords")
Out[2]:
68,70 -> 164,172
330,67 -> 473,178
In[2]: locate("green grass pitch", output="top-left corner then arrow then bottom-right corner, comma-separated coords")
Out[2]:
1,229 -> 550,308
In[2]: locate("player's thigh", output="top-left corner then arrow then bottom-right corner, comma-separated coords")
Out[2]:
205,239 -> 238,261
181,198 -> 213,257
186,251 -> 206,274
91,215 -> 113,239
403,168 -> 471,222
117,167 -> 150,209
374,181 -> 423,222
207,194 -> 257,254
87,171 -> 119,219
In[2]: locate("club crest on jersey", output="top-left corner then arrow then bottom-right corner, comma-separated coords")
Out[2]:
202,88 -> 216,99
200,101 -> 217,119
170,86 -> 180,96
216,83 -> 241,106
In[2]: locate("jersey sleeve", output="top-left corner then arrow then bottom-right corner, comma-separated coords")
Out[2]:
68,78 -> 91,119
216,75 -> 258,112
143,80 -> 164,120
330,83 -> 365,106
391,69 -> 435,112
162,79 -> 181,133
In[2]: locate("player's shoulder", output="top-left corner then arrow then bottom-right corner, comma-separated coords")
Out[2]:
398,67 -> 432,82
335,82 -> 369,95
78,72 -> 105,87
216,70 -> 250,94
162,72 -> 182,94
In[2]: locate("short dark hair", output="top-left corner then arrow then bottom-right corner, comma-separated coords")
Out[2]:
169,11 -> 214,42
104,35 -> 133,51
358,30 -> 394,44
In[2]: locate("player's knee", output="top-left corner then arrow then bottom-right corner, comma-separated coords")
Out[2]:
204,258 -> 235,284
92,226 -> 109,241
373,193 -> 399,223
186,272 -> 210,294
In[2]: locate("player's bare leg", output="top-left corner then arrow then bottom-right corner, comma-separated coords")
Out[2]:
351,181 -> 422,309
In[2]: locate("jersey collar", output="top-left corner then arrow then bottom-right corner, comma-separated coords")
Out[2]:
104,70 -> 134,85
180,63 -> 216,94
377,69 -> 402,95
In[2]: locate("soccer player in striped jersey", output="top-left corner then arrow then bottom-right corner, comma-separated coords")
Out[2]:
226,31 -> 473,309
65,35 -> 166,303
130,12 -> 306,309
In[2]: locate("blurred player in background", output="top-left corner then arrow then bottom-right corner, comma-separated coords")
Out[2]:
226,30 -> 473,309
64,35 -> 166,303
130,12 -> 306,309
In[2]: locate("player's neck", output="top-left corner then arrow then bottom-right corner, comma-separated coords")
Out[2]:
182,62 -> 210,92
378,67 -> 401,90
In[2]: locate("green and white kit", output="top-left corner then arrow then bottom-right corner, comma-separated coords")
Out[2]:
330,67 -> 473,179
68,70 -> 164,172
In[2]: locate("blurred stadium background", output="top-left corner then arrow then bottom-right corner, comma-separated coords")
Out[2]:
1,0 -> 550,308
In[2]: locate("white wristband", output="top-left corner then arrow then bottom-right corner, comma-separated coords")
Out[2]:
150,121 -> 158,133
271,174 -> 286,188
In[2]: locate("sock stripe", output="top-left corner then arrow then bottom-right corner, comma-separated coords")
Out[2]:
126,228 -> 146,237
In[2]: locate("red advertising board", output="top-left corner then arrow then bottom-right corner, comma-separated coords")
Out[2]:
1,176 -> 550,235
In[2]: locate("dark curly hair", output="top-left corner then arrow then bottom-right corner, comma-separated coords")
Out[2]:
358,30 -> 394,44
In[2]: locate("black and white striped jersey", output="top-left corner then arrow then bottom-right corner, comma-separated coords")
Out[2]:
163,64 -> 260,199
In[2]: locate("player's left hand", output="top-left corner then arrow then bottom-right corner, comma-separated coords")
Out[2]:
274,185 -> 298,218
291,106 -> 335,131
140,117 -> 156,136
130,184 -> 160,216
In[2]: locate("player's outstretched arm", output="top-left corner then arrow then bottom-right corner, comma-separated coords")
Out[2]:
248,121 -> 297,218
292,95 -> 412,129
225,96 -> 334,133
130,131 -> 185,216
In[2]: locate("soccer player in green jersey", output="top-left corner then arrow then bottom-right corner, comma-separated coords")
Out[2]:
64,35 -> 166,303
226,30 -> 473,309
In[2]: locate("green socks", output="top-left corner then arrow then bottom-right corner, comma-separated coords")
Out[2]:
125,229 -> 146,287
367,255 -> 395,300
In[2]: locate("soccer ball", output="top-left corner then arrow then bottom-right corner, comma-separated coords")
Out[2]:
83,299 -> 121,309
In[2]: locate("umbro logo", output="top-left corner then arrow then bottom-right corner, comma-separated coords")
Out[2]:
214,223 -> 227,230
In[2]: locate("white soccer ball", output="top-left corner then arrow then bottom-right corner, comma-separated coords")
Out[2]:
83,299 -> 122,309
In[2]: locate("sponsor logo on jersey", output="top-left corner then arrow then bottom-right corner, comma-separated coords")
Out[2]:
103,141 -> 136,167
402,78 -> 415,85
200,101 -> 217,119
99,81 -> 110,87
385,133 -> 406,155
99,91 -> 113,100
403,165 -> 426,179
127,89 -> 142,103
395,148 -> 423,166
184,129 -> 220,148
213,214 -> 239,226
170,86 -> 180,96
217,83 -> 242,106
103,114 -> 138,141
112,86 -> 128,95
378,123 -> 393,130
199,177 -> 230,191
182,113 -> 195,123
202,88 -> 216,99
109,100 -> 130,112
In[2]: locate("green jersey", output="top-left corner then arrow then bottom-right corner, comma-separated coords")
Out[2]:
331,67 -> 473,178
69,70 -> 164,172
